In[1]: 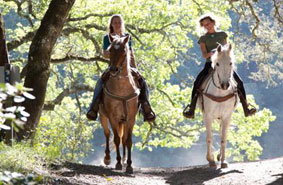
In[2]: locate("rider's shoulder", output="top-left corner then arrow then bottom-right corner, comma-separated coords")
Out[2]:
216,31 -> 228,37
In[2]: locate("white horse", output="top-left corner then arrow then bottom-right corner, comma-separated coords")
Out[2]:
198,44 -> 239,168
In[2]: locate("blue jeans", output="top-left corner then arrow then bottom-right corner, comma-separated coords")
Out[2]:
89,77 -> 103,109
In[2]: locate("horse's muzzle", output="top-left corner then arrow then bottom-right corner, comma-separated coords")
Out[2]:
221,82 -> 230,90
110,66 -> 119,72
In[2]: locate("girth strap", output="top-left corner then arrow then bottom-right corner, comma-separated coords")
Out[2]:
203,92 -> 236,102
198,89 -> 238,111
104,87 -> 140,122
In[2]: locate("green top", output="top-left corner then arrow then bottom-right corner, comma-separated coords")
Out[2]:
198,31 -> 228,54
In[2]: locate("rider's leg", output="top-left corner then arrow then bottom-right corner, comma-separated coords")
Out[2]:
233,71 -> 256,117
131,69 -> 155,122
86,70 -> 110,120
183,62 -> 212,119
138,76 -> 156,122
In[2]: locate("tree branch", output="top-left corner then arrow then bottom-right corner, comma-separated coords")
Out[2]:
43,84 -> 93,111
7,31 -> 36,51
68,13 -> 113,21
51,55 -> 108,64
157,88 -> 176,107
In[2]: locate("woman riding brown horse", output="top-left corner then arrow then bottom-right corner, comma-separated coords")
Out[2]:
99,34 -> 138,173
86,14 -> 155,122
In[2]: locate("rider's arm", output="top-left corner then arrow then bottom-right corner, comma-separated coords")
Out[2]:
223,39 -> 227,45
130,50 -> 137,68
200,42 -> 213,59
103,35 -> 111,59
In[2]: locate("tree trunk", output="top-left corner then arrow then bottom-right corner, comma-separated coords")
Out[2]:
17,0 -> 76,141
0,10 -> 9,66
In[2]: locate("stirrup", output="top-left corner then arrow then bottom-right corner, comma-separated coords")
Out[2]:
244,103 -> 256,117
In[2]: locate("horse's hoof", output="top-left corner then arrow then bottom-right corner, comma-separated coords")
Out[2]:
209,161 -> 217,168
217,154 -> 221,161
126,166 -> 133,174
115,163 -> 123,170
104,157 -> 111,166
221,162 -> 228,168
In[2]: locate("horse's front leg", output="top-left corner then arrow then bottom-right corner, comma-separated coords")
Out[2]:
113,129 -> 122,170
204,115 -> 216,167
100,114 -> 111,165
125,124 -> 134,174
219,117 -> 231,168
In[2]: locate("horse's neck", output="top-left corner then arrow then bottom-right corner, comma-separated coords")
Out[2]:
107,62 -> 136,94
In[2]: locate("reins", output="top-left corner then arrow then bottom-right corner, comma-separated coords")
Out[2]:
200,68 -> 238,111
104,86 -> 140,122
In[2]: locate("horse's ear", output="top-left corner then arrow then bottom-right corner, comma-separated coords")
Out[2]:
123,35 -> 130,45
217,45 -> 222,53
228,43 -> 232,51
109,34 -> 114,43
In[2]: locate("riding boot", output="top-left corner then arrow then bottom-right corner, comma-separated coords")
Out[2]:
86,98 -> 100,120
138,77 -> 156,122
238,90 -> 256,117
183,93 -> 198,119
233,71 -> 256,117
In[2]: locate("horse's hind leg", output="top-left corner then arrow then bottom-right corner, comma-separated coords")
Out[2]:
204,116 -> 216,167
100,114 -> 111,165
219,118 -> 231,168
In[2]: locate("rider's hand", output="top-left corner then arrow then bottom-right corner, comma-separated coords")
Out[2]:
103,50 -> 110,58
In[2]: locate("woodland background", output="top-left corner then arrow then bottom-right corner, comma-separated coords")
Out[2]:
0,0 -> 282,179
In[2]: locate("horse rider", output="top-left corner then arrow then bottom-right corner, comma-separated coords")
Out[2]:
183,13 -> 256,119
86,14 -> 156,122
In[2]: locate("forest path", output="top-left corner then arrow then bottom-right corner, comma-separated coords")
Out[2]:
47,157 -> 283,185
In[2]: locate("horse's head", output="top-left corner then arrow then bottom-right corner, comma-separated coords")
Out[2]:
107,34 -> 130,76
211,44 -> 235,90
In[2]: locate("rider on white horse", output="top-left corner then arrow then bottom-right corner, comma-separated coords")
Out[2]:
183,13 -> 256,119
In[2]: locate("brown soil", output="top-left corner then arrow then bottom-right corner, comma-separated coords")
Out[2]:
45,157 -> 283,185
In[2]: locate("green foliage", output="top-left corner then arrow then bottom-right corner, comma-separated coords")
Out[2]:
0,83 -> 34,132
0,142 -> 45,173
33,103 -> 98,162
0,171 -> 42,185
1,0 -> 277,163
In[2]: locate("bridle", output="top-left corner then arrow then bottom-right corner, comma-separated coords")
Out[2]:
212,68 -> 223,90
108,43 -> 128,78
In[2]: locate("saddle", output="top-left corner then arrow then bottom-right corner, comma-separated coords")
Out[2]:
102,67 -> 141,88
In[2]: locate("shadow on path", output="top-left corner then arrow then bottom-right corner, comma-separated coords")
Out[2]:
165,166 -> 243,185
267,173 -> 283,185
51,161 -> 133,178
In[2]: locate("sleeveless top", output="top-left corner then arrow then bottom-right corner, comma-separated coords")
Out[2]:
103,33 -> 133,51
198,31 -> 228,62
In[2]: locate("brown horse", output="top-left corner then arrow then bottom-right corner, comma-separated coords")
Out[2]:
99,34 -> 140,173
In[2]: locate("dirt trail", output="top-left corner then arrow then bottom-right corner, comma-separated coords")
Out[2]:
47,157 -> 283,185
